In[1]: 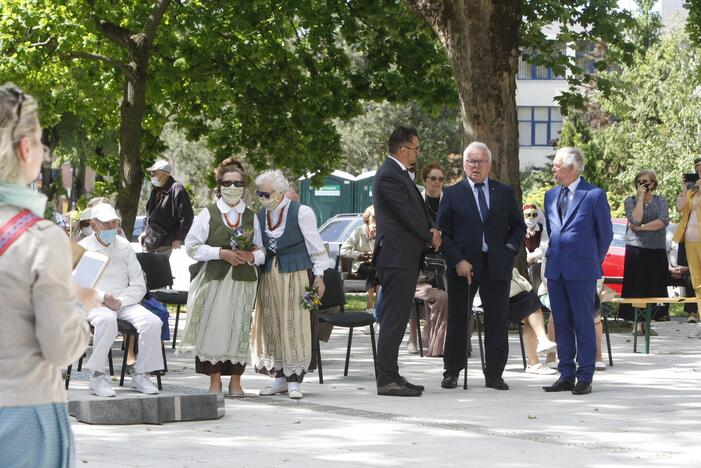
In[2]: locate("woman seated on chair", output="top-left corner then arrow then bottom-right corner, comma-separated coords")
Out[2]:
251,170 -> 334,400
414,279 -> 448,357
474,268 -> 557,374
340,205 -> 378,313
179,157 -> 265,397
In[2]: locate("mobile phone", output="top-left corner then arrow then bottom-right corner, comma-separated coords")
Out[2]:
683,173 -> 699,183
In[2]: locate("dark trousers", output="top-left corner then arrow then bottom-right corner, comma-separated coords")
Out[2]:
375,265 -> 420,386
443,262 -> 510,381
548,277 -> 597,383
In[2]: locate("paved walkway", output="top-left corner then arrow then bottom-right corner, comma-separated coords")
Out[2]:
71,317 -> 701,467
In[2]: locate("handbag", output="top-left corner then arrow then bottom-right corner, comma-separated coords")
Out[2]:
142,222 -> 169,250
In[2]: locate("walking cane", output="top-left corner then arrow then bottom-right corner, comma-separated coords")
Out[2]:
464,280 -> 473,390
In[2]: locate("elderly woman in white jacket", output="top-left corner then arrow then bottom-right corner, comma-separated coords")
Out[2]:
340,205 -> 377,311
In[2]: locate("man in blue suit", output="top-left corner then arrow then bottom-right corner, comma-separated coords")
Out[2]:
543,147 -> 613,395
437,142 -> 526,390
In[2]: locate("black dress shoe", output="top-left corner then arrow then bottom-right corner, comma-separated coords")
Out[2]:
572,381 -> 592,395
441,375 -> 458,389
377,381 -> 422,397
400,376 -> 425,392
485,377 -> 509,390
543,378 -> 575,392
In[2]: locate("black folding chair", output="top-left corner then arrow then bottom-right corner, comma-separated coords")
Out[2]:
117,320 -> 164,390
314,268 -> 377,384
135,252 -> 188,349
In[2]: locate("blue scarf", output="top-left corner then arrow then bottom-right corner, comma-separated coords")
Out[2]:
0,183 -> 48,217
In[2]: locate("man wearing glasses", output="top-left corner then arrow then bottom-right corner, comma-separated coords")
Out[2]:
140,159 -> 194,257
437,141 -> 526,391
372,126 -> 441,397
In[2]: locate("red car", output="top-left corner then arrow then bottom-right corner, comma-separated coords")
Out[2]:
601,218 -> 627,293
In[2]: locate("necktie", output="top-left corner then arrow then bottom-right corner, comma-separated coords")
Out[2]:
475,182 -> 488,222
558,186 -> 570,221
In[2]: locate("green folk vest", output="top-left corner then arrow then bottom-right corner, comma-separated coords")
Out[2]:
203,203 -> 258,282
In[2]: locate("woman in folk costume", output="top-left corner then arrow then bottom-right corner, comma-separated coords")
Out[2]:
252,170 -> 333,400
179,158 -> 265,397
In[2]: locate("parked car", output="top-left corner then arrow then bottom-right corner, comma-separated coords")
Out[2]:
131,215 -> 146,240
602,218 -> 627,293
318,213 -> 363,262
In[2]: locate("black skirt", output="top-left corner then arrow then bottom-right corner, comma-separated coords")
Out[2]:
195,357 -> 245,376
508,291 -> 542,324
619,245 -> 668,321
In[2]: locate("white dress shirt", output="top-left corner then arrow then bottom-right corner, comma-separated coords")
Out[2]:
78,234 -> 147,307
466,177 -> 491,252
264,197 -> 334,276
185,198 -> 265,266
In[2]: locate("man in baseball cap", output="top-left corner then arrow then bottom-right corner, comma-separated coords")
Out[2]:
78,202 -> 164,397
142,159 -> 193,256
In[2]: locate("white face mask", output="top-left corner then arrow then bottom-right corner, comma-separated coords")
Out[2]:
221,185 -> 244,205
525,218 -> 538,228
150,176 -> 161,188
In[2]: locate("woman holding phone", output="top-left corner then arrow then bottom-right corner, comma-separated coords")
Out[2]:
0,83 -> 92,467
619,170 -> 670,333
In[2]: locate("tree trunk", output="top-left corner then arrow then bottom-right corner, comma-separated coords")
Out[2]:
115,69 -> 147,241
403,0 -> 522,199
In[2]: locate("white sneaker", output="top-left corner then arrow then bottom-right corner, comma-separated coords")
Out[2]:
288,382 -> 303,400
132,373 -> 159,395
595,361 -> 607,371
536,339 -> 558,354
89,373 -> 115,398
407,340 -> 419,354
259,380 -> 288,396
525,363 -> 557,375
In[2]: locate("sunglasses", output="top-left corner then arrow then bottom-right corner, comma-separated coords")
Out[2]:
256,190 -> 272,199
635,180 -> 651,186
427,176 -> 444,182
220,180 -> 244,188
524,212 -> 538,218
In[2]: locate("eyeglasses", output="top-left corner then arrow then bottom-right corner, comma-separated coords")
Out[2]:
427,176 -> 444,182
220,180 -> 244,188
524,212 -> 538,219
403,145 -> 421,153
256,190 -> 272,199
466,159 -> 489,167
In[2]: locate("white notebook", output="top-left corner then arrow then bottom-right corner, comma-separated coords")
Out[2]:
72,251 -> 109,288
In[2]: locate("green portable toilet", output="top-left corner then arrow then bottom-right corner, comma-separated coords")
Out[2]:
354,170 -> 376,214
300,170 -> 355,225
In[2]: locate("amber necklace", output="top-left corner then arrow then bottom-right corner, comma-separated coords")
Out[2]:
266,206 -> 286,231
224,211 -> 242,228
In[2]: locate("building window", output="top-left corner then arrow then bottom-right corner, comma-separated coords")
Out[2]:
518,107 -> 563,147
517,45 -> 567,80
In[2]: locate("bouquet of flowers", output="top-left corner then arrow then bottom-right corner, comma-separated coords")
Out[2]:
301,286 -> 322,312
230,227 -> 254,251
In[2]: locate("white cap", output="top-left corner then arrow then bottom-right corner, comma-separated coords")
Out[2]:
90,203 -> 121,222
79,208 -> 92,222
146,159 -> 172,173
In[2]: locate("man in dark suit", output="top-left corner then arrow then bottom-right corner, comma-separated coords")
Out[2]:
437,142 -> 526,390
543,147 -> 613,395
373,126 -> 441,397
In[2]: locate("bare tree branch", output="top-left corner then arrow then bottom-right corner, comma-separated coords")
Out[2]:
143,0 -> 172,46
67,51 -> 131,77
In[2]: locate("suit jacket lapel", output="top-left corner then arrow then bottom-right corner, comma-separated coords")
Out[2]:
562,181 -> 587,227
462,180 -> 482,223
548,190 -> 561,231
484,183 -> 497,222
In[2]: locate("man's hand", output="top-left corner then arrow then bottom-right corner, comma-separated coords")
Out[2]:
103,292 -> 122,312
172,240 -> 182,250
430,228 -> 441,252
314,276 -> 326,298
455,260 -> 473,285
138,231 -> 146,246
